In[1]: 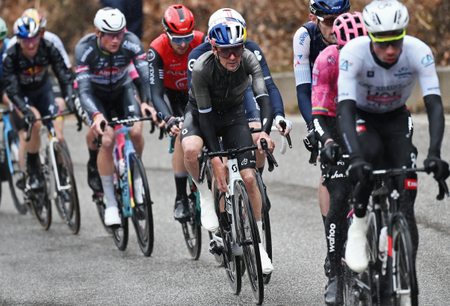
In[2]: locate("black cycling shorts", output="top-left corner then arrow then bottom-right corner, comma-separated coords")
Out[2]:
88,82 -> 141,124
181,102 -> 256,171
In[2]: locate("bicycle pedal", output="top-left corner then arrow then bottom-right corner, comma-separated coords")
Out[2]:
209,240 -> 223,256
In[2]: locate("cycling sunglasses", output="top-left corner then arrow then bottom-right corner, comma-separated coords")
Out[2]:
20,36 -> 40,46
369,30 -> 405,49
102,30 -> 125,40
167,32 -> 194,45
216,45 -> 245,59
316,14 -> 340,27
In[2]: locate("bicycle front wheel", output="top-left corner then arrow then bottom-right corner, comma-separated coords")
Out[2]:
255,170 -> 272,285
129,153 -> 154,256
390,216 -> 418,306
182,177 -> 202,260
53,142 -> 80,234
30,187 -> 52,230
234,180 -> 264,305
6,131 -> 28,214
112,188 -> 129,251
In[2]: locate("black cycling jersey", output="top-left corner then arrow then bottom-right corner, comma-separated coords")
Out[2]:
74,32 -> 151,120
189,49 -> 273,153
3,38 -> 73,113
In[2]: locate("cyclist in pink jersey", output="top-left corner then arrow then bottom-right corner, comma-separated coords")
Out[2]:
311,12 -> 366,305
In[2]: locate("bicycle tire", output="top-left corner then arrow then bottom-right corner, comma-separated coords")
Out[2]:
129,153 -> 154,256
5,131 -> 28,215
30,186 -> 52,230
389,216 -> 418,306
255,170 -> 272,285
182,177 -> 202,260
234,180 -> 264,305
112,179 -> 129,251
53,142 -> 80,234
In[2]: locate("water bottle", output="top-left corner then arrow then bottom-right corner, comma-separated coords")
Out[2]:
379,226 -> 388,253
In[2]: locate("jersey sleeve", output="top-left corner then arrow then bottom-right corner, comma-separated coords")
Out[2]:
293,27 -> 312,86
44,32 -> 72,69
412,44 -> 441,97
337,45 -> 361,103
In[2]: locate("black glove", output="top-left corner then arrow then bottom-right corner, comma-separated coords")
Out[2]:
320,141 -> 341,165
21,107 -> 36,125
72,96 -> 86,131
347,158 -> 373,185
303,122 -> 317,153
167,117 -> 182,132
65,95 -> 76,113
424,155 -> 450,182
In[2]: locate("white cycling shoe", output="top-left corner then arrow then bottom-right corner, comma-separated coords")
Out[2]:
104,206 -> 121,226
259,243 -> 274,274
196,182 -> 219,232
345,214 -> 368,273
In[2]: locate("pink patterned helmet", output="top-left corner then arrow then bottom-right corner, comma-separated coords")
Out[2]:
332,12 -> 367,47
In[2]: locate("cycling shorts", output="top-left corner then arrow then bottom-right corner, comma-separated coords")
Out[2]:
181,102 -> 256,171
88,82 -> 141,124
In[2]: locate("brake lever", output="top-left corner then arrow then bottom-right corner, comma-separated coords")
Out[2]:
279,120 -> 292,149
260,138 -> 278,172
97,121 -> 106,148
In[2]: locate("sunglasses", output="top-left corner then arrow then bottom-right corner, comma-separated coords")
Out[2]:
103,31 -> 124,40
167,32 -> 194,45
20,36 -> 40,46
316,14 -> 340,27
216,46 -> 244,59
369,30 -> 405,49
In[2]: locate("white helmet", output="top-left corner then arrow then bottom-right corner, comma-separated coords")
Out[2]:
208,8 -> 246,28
362,0 -> 409,34
94,7 -> 126,33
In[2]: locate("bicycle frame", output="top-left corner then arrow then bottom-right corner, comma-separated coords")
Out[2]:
2,113 -> 17,174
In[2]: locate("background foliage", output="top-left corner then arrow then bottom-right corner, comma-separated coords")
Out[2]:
1,0 -> 449,71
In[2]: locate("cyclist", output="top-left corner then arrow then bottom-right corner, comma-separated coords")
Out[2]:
75,7 -> 153,226
0,17 -> 10,102
311,12 -> 366,305
337,0 -> 449,274
293,0 -> 350,280
144,4 -> 206,222
3,16 -> 75,189
187,8 -> 292,176
181,18 -> 275,274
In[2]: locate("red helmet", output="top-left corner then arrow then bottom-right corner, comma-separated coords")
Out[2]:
162,5 -> 195,34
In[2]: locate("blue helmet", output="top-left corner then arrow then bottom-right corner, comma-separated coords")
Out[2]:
208,18 -> 247,48
309,0 -> 350,16
13,16 -> 40,39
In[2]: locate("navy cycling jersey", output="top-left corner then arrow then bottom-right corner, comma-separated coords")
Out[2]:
75,32 -> 151,119
187,40 -> 285,119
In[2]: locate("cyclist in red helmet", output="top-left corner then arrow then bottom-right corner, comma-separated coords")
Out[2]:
142,5 -> 206,222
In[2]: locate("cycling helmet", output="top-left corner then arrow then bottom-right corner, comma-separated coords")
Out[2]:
22,8 -> 47,29
162,5 -> 195,34
332,12 -> 367,46
13,17 -> 40,39
362,0 -> 409,34
0,18 -> 8,40
310,0 -> 350,16
94,7 -> 126,33
208,19 -> 247,48
208,8 -> 246,28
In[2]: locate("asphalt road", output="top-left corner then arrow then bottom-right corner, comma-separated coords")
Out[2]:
1,114 -> 450,305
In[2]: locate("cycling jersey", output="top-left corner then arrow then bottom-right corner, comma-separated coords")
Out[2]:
188,49 -> 272,153
293,22 -> 327,124
0,38 -> 10,78
338,35 -> 441,113
3,38 -> 73,113
8,32 -> 72,69
187,40 -> 285,120
74,32 -> 151,120
148,30 -> 205,121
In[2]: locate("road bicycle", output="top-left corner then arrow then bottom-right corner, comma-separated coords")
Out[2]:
24,112 -> 80,234
342,166 -> 448,306
97,116 -> 154,256
0,107 -> 28,214
204,138 -> 277,305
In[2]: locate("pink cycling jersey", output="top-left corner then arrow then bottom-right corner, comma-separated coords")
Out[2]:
311,45 -> 339,118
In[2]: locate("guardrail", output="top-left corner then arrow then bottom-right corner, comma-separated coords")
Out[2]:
273,66 -> 450,113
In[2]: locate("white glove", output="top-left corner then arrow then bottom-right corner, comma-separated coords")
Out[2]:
275,115 -> 293,131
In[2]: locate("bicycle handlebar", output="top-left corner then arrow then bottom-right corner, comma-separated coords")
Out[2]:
25,111 -> 74,142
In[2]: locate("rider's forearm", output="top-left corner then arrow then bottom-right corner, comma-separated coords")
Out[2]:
424,94 -> 445,157
256,95 -> 274,135
266,82 -> 285,118
336,99 -> 361,161
296,83 -> 312,125
312,114 -> 332,145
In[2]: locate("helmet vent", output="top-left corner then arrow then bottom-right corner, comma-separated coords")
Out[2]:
176,7 -> 185,22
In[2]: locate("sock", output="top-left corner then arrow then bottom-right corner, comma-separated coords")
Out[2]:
257,220 -> 264,242
100,175 -> 117,208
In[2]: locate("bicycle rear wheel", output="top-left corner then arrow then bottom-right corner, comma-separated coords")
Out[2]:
30,186 -> 52,230
129,153 -> 154,256
234,180 -> 264,305
112,183 -> 129,251
255,170 -> 272,285
53,142 -> 80,234
390,216 -> 418,306
182,177 -> 202,260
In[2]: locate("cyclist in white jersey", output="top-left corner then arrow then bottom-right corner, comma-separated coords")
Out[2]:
337,0 -> 449,274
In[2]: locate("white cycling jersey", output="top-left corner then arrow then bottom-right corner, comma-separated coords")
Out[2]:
7,31 -> 72,69
293,26 -> 312,86
337,35 -> 441,114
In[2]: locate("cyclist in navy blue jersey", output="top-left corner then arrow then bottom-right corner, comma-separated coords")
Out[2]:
187,8 -> 291,175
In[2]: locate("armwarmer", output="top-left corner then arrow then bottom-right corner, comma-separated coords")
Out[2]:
336,99 -> 361,161
296,83 -> 312,124
256,94 -> 274,135
424,94 -> 445,157
312,114 -> 332,145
